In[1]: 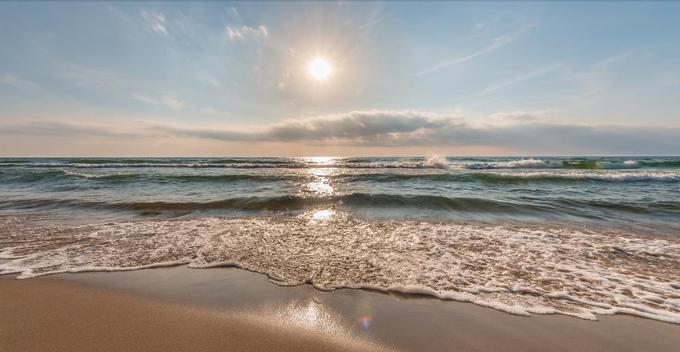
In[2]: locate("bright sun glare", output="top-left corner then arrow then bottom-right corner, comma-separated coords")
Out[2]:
307,57 -> 333,81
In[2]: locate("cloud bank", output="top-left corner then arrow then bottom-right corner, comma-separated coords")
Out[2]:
156,110 -> 454,142
2,110 -> 680,155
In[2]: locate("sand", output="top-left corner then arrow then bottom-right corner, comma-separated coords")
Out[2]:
0,276 -> 388,352
2,267 -> 680,352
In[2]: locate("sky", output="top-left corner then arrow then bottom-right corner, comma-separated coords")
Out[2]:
1,1 -> 679,156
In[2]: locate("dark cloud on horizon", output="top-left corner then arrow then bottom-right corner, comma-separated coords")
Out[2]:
2,110 -> 680,155
153,110 -> 455,142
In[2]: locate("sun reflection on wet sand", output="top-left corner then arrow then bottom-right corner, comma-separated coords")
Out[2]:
258,298 -> 378,335
260,299 -> 351,337
242,298 -> 389,351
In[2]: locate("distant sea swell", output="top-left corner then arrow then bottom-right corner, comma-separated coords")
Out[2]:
2,156 -> 680,169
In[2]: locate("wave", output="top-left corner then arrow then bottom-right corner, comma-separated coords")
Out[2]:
338,172 -> 680,183
463,158 -> 680,170
3,193 -> 678,215
0,161 -> 309,169
65,158 -> 293,165
4,168 -> 680,187
2,215 -> 679,323
465,159 -> 646,170
0,169 -> 304,183
2,157 -> 680,170
0,194 -> 522,213
465,158 -> 552,169
60,171 -> 301,183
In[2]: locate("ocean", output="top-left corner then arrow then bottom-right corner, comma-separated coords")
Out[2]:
1,156 -> 679,323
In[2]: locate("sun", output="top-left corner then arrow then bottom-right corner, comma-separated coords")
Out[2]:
307,56 -> 333,81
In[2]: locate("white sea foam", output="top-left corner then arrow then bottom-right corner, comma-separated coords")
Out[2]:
1,213 -> 679,324
464,159 -> 647,170
487,170 -> 680,182
466,158 -> 552,169
424,156 -> 450,169
61,170 -> 107,179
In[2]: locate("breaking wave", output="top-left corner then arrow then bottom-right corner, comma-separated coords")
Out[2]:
1,214 -> 678,324
3,169 -> 680,186
338,171 -> 680,183
2,193 -> 678,216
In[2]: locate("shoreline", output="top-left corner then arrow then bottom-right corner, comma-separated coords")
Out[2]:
4,213 -> 679,323
2,267 -> 679,351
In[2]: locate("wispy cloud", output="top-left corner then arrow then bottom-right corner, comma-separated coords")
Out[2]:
141,10 -> 167,35
479,64 -> 561,95
6,110 -> 676,154
133,95 -> 185,110
0,73 -> 37,90
419,24 -> 536,76
225,25 -> 268,41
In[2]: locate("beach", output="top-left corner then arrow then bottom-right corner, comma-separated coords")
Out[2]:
1,156 -> 680,351
4,0 -> 680,349
2,266 -> 680,352
0,274 -> 383,352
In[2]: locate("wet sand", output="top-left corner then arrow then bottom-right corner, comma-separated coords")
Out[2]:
2,266 -> 680,352
0,275 -> 388,352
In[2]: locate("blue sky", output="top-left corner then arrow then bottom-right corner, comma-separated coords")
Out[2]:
1,1 -> 679,156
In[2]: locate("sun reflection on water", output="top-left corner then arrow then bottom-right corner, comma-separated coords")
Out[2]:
302,162 -> 337,196
311,208 -> 336,221
304,156 -> 337,165
305,176 -> 334,195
